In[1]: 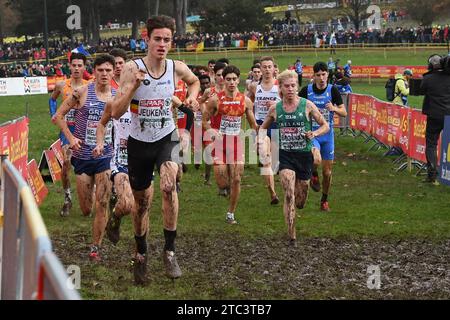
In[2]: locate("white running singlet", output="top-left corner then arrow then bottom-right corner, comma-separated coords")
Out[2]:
129,58 -> 176,143
254,83 -> 281,121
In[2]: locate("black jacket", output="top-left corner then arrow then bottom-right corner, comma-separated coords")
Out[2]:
421,70 -> 450,120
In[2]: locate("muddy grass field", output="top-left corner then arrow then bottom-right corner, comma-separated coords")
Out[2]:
45,132 -> 450,300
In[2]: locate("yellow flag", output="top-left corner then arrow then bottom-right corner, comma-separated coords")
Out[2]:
196,41 -> 204,52
247,40 -> 258,51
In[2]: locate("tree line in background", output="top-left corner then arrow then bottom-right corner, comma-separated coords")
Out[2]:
1,0 -> 450,45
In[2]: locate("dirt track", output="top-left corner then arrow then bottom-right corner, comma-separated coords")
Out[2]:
53,234 -> 450,299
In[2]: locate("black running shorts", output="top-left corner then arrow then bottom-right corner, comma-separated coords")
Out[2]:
127,131 -> 179,191
278,150 -> 313,181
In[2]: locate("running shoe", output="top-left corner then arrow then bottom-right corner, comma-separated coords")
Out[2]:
60,199 -> 72,217
132,252 -> 148,285
162,250 -> 182,279
226,216 -> 238,225
288,238 -> 297,247
106,213 -> 122,245
89,245 -> 101,262
320,201 -> 330,212
270,196 -> 280,205
310,175 -> 321,192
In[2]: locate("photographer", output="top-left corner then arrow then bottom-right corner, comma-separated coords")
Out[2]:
421,54 -> 450,184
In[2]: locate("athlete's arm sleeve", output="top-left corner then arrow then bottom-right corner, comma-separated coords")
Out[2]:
298,87 -> 307,98
49,97 -> 57,117
178,104 -> 194,132
331,86 -> 344,105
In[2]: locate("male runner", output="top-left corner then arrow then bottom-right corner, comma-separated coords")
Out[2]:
261,69 -> 328,246
53,54 -> 116,260
248,56 -> 280,205
299,62 -> 347,211
110,15 -> 200,284
203,65 -> 258,224
49,52 -> 88,217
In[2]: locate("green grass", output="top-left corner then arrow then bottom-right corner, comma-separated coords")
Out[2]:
1,49 -> 449,299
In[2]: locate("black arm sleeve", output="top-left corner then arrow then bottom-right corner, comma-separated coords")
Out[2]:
331,86 -> 344,105
178,104 -> 194,132
299,86 -> 308,99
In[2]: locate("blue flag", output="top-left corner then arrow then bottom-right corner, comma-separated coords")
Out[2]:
71,44 -> 91,57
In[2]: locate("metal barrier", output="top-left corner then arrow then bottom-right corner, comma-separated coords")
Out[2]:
0,158 -> 80,300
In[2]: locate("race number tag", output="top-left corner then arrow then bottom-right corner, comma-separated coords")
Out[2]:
105,120 -> 113,144
65,109 -> 76,127
118,138 -> 128,165
312,107 -> 331,127
280,127 -> 306,151
219,115 -> 241,136
138,98 -> 172,129
195,111 -> 203,123
85,120 -> 98,146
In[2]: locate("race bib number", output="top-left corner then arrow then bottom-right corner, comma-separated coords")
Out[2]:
105,121 -> 113,144
65,109 -> 76,127
255,102 -> 270,120
280,127 -> 307,151
219,115 -> 241,136
138,98 -> 172,129
195,111 -> 203,123
312,107 -> 332,127
118,138 -> 128,166
85,120 -> 98,146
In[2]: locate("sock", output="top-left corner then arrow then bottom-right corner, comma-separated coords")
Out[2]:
312,170 -> 319,177
321,194 -> 328,202
164,229 -> 177,252
134,233 -> 147,255
227,212 -> 234,220
65,188 -> 72,201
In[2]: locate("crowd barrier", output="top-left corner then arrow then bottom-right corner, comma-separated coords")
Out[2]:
0,157 -> 80,300
0,115 -> 80,300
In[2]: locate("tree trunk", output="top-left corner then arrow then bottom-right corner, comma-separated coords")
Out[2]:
173,0 -> 185,35
182,0 -> 188,32
155,0 -> 160,16
131,0 -> 140,39
146,0 -> 151,18
91,0 -> 100,45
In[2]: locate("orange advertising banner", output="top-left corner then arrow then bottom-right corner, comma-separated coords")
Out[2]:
26,159 -> 49,206
44,149 -> 62,182
302,66 -> 428,79
50,139 -> 64,166
0,117 -> 29,179
47,76 -> 66,91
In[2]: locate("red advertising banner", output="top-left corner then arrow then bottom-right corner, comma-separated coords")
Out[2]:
398,107 -> 410,155
372,100 -> 389,145
44,149 -> 62,182
409,110 -> 427,163
349,94 -> 373,133
50,139 -> 64,166
26,159 -> 49,206
302,65 -> 428,79
0,117 -> 29,179
386,103 -> 405,150
47,76 -> 67,91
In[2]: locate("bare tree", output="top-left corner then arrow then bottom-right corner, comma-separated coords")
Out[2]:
397,0 -> 450,26
342,0 -> 371,31
173,0 -> 186,35
155,0 -> 160,15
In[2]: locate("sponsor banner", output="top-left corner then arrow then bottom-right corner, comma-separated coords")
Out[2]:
301,66 -> 428,79
398,107 -> 410,154
46,76 -> 66,91
50,139 -> 64,166
0,117 -> 29,179
372,100 -> 389,145
439,116 -> 450,186
348,94 -> 373,133
0,77 -> 48,96
44,149 -> 62,182
26,159 -> 49,206
408,109 -> 427,163
385,103 -> 405,150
